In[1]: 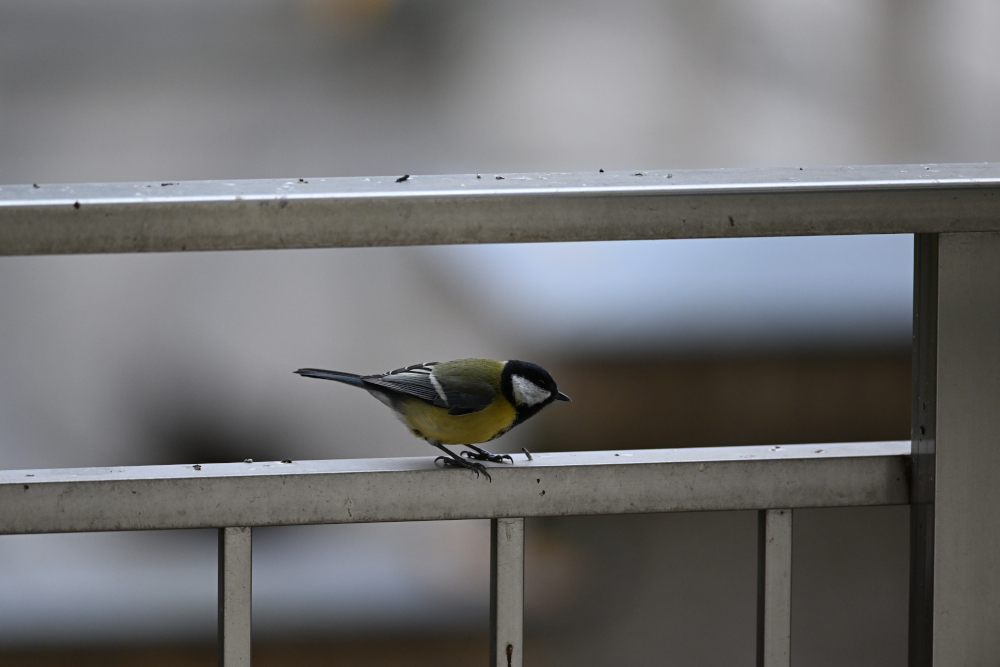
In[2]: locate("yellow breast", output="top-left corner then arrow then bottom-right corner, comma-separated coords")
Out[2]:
397,395 -> 517,445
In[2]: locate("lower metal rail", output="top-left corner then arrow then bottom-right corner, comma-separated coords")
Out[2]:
1,441 -> 908,666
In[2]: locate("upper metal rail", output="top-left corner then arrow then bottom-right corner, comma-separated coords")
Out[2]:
0,441 -> 909,535
0,164 -> 998,255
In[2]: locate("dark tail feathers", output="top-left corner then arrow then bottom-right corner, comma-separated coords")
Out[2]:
294,368 -> 366,389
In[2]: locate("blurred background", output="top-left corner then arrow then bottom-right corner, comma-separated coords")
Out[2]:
0,0 -> 997,665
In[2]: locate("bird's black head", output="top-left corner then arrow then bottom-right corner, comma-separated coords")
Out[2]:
501,360 -> 571,426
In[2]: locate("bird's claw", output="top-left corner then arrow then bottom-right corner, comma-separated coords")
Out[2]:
461,450 -> 514,464
435,455 -> 492,482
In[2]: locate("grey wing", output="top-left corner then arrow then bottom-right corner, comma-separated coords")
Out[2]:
362,362 -> 496,415
362,362 -> 447,407
432,373 -> 497,415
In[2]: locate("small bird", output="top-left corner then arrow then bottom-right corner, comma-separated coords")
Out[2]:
295,359 -> 570,480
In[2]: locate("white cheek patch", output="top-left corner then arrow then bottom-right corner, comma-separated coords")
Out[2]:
511,375 -> 551,406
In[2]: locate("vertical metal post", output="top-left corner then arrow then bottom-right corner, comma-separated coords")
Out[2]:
931,232 -> 1000,664
909,233 -> 937,667
218,526 -> 252,667
491,518 -> 524,667
757,509 -> 792,667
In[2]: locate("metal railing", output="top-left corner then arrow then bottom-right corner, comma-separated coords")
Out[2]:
1,163 -> 999,256
1,443 -> 909,666
2,163 -> 999,666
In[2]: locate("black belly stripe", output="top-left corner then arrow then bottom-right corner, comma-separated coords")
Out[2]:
488,425 -> 512,442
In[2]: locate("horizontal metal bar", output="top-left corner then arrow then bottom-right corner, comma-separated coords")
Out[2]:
1,164 -> 998,255
0,442 -> 909,535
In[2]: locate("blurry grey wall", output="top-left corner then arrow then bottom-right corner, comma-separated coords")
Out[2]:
3,0 -> 998,184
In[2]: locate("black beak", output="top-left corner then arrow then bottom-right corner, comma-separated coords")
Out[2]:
555,391 -> 572,402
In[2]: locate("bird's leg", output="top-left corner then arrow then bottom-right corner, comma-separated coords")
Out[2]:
461,444 -> 514,464
428,441 -> 491,482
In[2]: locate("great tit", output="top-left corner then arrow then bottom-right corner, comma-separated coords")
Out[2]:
295,359 -> 570,480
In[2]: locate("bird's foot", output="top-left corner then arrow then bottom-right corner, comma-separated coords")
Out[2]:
435,455 -> 492,482
461,448 -> 514,464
